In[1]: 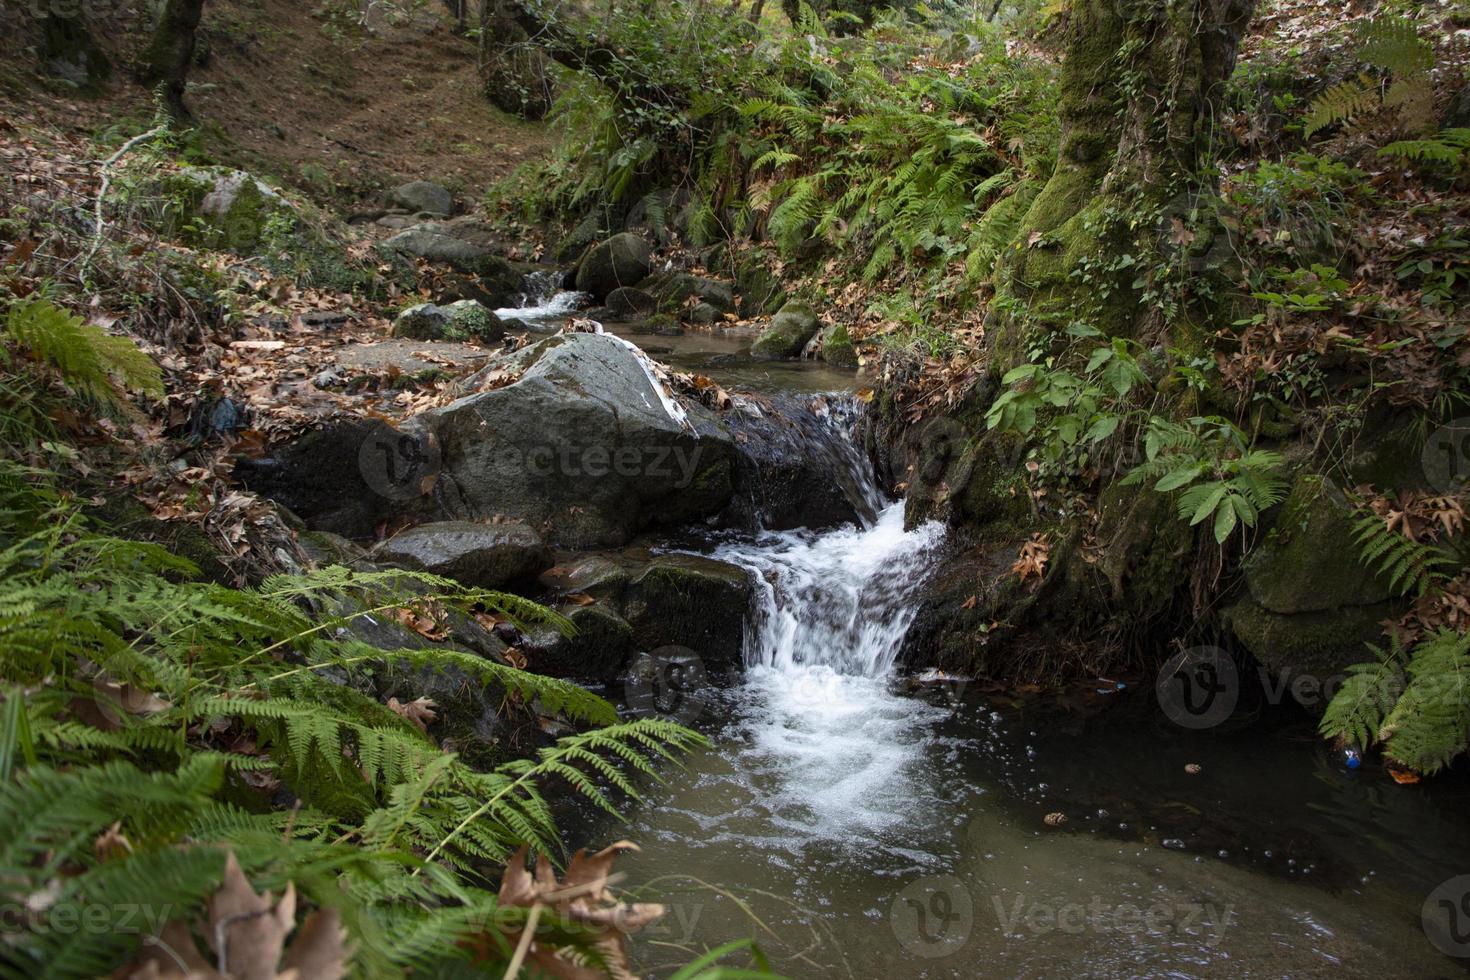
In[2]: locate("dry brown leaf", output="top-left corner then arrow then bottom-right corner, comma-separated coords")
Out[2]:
386,696 -> 438,733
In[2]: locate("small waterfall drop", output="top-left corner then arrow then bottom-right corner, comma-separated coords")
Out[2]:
495,271 -> 586,324
688,407 -> 949,842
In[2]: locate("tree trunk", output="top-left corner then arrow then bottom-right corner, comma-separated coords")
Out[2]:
990,0 -> 1256,358
140,0 -> 207,121
478,0 -> 555,120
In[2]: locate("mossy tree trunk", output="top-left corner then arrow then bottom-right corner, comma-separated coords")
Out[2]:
990,0 -> 1255,360
477,0 -> 559,120
140,0 -> 207,121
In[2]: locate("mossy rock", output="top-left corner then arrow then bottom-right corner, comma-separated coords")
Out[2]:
751,302 -> 819,359
391,301 -> 505,343
1243,474 -> 1391,615
1222,598 -> 1388,689
1094,481 -> 1194,619
621,554 -> 751,668
159,168 -> 298,254
821,323 -> 859,368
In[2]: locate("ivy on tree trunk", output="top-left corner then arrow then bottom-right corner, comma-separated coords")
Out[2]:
991,0 -> 1256,357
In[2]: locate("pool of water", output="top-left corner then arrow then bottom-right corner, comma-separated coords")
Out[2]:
574,505 -> 1470,978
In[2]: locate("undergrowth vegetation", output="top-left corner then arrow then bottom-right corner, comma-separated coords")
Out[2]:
0,298 -> 729,976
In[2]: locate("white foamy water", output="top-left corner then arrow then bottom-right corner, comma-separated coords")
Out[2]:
494,287 -> 587,322
702,502 -> 949,842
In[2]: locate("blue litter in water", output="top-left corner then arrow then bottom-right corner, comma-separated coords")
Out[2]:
1343,748 -> 1362,770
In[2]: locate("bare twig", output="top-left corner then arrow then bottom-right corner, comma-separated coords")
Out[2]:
82,125 -> 168,279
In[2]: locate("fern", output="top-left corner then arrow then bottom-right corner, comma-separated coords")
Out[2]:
1380,630 -> 1470,774
1304,17 -> 1437,139
4,299 -> 163,416
1351,512 -> 1455,597
1319,638 -> 1408,751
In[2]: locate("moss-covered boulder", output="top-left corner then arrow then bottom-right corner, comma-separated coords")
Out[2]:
604,287 -> 658,319
574,233 -> 653,300
159,167 -> 294,254
821,323 -> 859,367
538,554 -> 633,601
391,300 -> 505,343
378,225 -> 525,302
1224,474 -> 1399,702
1244,475 -> 1391,614
751,302 -> 820,359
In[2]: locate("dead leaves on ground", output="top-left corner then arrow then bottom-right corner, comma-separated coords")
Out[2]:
114,851 -> 351,980
386,696 -> 439,733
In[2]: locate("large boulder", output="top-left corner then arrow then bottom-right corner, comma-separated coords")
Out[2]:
372,520 -> 549,588
721,394 -> 875,531
733,251 -> 787,316
387,180 -> 452,217
413,332 -> 736,547
1224,474 -> 1398,701
751,302 -> 820,359
821,323 -> 859,367
574,233 -> 653,300
392,300 -> 505,343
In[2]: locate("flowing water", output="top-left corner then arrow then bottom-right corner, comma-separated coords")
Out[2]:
570,392 -> 1470,978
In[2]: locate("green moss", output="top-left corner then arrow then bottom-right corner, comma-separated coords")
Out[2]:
822,323 -> 858,367
1223,598 -> 1389,680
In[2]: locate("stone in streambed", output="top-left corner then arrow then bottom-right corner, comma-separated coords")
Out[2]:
604,286 -> 658,319
372,520 -> 549,588
574,233 -> 652,300
751,302 -> 819,359
521,601 -> 635,681
621,554 -> 752,668
415,332 -> 735,548
391,300 -> 505,342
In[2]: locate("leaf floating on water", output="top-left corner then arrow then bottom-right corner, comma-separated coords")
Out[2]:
1184,763 -> 1202,775
1043,812 -> 1067,827
1388,766 -> 1421,785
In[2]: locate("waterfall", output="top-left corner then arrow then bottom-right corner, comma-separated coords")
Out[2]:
494,271 -> 586,323
688,410 -> 949,840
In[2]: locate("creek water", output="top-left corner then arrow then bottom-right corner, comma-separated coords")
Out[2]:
517,281 -> 1470,977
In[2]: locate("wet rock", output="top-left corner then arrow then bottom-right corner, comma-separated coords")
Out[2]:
415,332 -> 735,547
621,554 -> 752,668
751,302 -> 820,358
522,601 -> 635,680
538,554 -> 632,600
372,520 -> 549,589
1224,474 -> 1399,697
574,233 -> 653,300
722,394 -> 873,531
391,300 -> 505,342
556,213 -> 605,264
387,180 -> 452,217
604,286 -> 658,319
1445,80 -> 1470,129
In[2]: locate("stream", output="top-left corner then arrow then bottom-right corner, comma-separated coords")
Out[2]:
510,286 -> 1470,978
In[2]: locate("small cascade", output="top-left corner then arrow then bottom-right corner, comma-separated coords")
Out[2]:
686,407 -> 948,840
494,270 -> 586,323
